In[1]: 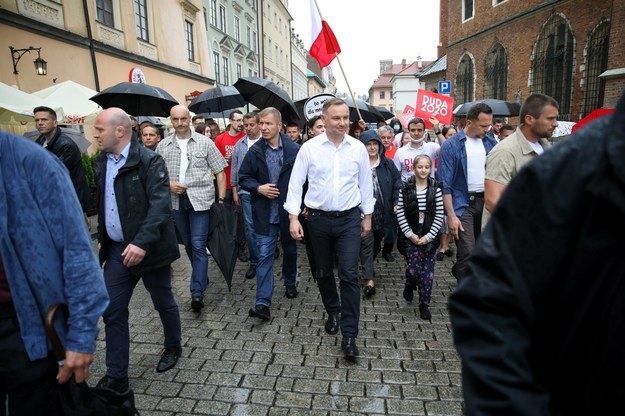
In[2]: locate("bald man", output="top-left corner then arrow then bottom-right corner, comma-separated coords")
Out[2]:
156,105 -> 227,311
94,108 -> 182,392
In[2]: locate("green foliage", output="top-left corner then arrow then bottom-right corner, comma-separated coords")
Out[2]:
81,151 -> 99,190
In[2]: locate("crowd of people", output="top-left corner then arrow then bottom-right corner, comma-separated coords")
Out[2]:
6,88 -> 619,415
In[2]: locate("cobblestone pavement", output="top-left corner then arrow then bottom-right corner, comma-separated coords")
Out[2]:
90,242 -> 464,416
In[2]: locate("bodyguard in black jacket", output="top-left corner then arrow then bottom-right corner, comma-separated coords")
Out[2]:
93,108 -> 182,391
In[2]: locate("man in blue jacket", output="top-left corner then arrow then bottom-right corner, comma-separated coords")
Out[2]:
239,107 -> 300,321
0,131 -> 109,416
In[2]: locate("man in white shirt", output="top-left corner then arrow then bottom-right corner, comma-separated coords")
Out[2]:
285,98 -> 374,361
393,117 -> 441,182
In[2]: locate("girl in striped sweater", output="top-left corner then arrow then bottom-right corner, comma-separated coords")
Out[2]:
396,155 -> 444,320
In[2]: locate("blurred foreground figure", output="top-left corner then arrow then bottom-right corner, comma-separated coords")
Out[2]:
449,92 -> 625,415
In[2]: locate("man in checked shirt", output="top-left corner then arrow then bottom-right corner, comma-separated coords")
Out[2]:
157,105 -> 228,311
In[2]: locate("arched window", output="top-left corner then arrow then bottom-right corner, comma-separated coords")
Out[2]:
455,53 -> 474,104
530,13 -> 574,119
484,42 -> 507,100
582,20 -> 610,116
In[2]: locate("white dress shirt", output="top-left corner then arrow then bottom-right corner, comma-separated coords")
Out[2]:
284,132 -> 375,216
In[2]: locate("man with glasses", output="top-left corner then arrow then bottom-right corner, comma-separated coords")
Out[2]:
438,103 -> 497,280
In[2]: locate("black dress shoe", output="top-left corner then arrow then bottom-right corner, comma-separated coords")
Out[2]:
245,264 -> 257,279
324,313 -> 339,335
274,246 -> 280,259
419,304 -> 432,320
341,337 -> 359,361
403,282 -> 414,302
285,285 -> 298,299
238,250 -> 249,262
436,251 -> 445,261
157,346 -> 182,373
382,252 -> 395,262
96,375 -> 129,393
191,296 -> 204,311
364,285 -> 376,297
248,304 -> 271,321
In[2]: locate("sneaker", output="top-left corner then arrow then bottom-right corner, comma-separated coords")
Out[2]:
285,285 -> 298,299
444,249 -> 454,257
436,251 -> 445,261
248,304 -> 271,321
96,375 -> 129,393
419,304 -> 432,320
156,346 -> 182,373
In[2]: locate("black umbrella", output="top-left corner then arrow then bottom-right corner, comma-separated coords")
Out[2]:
374,106 -> 395,120
90,82 -> 178,117
453,98 -> 521,117
233,77 -> 299,122
136,116 -> 164,127
207,203 -> 238,291
44,304 -> 138,416
343,97 -> 385,123
188,86 -> 246,115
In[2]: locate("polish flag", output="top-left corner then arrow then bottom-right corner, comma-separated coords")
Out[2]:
309,0 -> 341,69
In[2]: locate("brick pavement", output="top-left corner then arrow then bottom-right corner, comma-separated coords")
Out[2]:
90,242 -> 464,416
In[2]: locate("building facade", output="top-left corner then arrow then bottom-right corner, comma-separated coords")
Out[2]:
391,57 -> 433,114
260,0 -> 292,95
291,29 -> 308,101
443,0 -> 625,121
0,0 -> 214,103
204,0 -> 261,86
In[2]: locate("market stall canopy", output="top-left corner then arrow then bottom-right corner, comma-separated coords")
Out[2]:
0,81 -> 64,124
33,80 -> 101,125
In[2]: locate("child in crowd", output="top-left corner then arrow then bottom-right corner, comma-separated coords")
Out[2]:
396,155 -> 444,320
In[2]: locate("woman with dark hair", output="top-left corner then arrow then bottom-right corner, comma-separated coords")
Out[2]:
305,116 -> 325,141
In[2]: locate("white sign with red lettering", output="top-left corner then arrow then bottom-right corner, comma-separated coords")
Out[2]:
415,90 -> 454,124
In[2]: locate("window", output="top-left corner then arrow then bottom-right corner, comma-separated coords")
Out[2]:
530,13 -> 574,119
246,26 -> 251,47
268,39 -> 272,60
222,57 -> 229,85
134,0 -> 148,42
463,0 -> 474,21
455,53 -> 475,104
234,16 -> 240,41
203,7 -> 207,28
219,4 -> 226,31
249,68 -> 253,77
252,31 -> 257,52
210,0 -> 217,26
379,91 -> 385,99
96,0 -> 114,27
185,20 -> 194,61
484,42 -> 508,100
236,63 -> 242,79
582,20 -> 610,116
213,52 -> 221,83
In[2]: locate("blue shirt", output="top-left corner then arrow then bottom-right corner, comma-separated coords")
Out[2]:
438,130 -> 497,217
265,142 -> 283,224
105,143 -> 130,242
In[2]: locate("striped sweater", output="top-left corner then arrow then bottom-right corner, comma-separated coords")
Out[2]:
397,186 -> 444,242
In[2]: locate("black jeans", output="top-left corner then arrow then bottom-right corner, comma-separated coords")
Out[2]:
307,208 -> 362,338
455,195 -> 485,280
0,309 -> 61,416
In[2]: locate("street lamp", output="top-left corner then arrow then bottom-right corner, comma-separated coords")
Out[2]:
9,46 -> 47,76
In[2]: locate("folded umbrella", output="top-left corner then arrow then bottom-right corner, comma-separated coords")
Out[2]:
207,203 -> 238,291
234,77 -> 299,122
90,82 -> 178,117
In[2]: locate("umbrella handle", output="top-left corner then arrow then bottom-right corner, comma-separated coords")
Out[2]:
44,303 -> 69,363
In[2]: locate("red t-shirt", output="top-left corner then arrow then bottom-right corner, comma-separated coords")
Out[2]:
214,131 -> 245,189
384,145 -> 398,160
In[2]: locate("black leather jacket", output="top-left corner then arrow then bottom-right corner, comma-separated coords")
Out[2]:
95,139 -> 179,273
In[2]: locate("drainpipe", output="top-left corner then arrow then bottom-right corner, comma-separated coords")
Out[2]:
259,0 -> 265,78
82,0 -> 101,91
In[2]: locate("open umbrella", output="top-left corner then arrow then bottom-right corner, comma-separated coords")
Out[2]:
571,108 -> 614,133
234,77 -> 299,122
33,80 -> 101,124
453,98 -> 521,117
207,203 -> 238,291
90,82 -> 178,117
343,97 -> 385,123
374,106 -> 395,120
188,86 -> 246,116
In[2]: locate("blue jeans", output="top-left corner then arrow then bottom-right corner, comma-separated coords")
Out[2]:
172,195 -> 209,297
102,243 -> 181,379
255,223 -> 297,307
240,193 -> 258,266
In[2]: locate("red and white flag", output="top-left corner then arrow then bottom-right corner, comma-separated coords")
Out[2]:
309,0 -> 341,69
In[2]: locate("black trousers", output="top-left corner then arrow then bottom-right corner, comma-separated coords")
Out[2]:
0,308 -> 61,416
307,208 -> 362,338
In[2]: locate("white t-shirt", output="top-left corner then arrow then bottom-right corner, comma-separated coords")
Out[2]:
247,137 -> 260,147
393,142 -> 440,181
465,136 -> 486,192
177,137 -> 190,184
392,131 -> 404,147
527,140 -> 545,155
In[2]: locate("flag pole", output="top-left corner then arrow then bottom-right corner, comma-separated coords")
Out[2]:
313,0 -> 364,122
